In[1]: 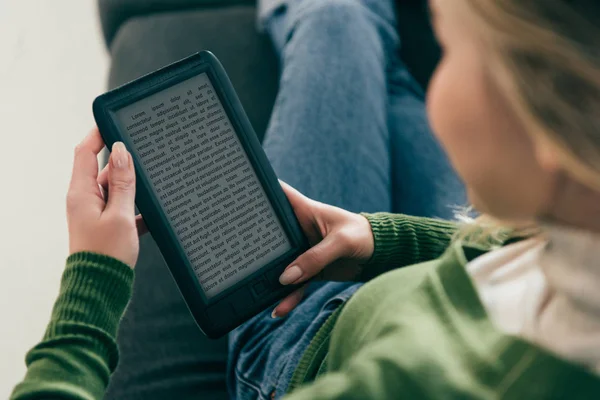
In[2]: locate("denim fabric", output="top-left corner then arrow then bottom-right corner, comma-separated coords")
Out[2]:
227,0 -> 466,399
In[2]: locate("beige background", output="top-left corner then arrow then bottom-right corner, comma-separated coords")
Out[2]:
0,1 -> 108,396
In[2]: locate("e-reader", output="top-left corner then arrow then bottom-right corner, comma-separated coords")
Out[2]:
93,51 -> 309,338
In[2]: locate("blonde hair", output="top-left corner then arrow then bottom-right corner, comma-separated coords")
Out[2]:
455,0 -> 600,244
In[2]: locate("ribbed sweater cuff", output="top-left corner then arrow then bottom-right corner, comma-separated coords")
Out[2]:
42,252 -> 134,367
361,213 -> 407,268
360,212 -> 457,280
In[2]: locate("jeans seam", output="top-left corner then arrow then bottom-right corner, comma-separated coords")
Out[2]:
235,367 -> 271,400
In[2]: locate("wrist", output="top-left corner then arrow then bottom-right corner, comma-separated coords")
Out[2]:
356,213 -> 375,262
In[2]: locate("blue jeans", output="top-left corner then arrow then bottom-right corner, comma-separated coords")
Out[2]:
227,0 -> 466,399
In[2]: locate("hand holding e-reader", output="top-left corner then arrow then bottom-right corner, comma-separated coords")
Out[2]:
93,52 -> 309,338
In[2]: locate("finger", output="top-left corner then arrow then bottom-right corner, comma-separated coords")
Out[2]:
279,233 -> 348,286
272,285 -> 306,318
279,180 -> 322,242
136,214 -> 149,236
69,128 -> 105,194
105,142 -> 136,217
98,164 -> 109,191
279,180 -> 312,211
97,165 -> 109,200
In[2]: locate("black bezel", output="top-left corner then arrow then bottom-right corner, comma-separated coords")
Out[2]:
93,51 -> 308,338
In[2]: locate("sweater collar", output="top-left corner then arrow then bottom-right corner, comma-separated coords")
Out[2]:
439,242 -> 600,397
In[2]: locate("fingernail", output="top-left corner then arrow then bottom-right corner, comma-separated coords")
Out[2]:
271,309 -> 279,319
112,142 -> 128,169
279,265 -> 302,285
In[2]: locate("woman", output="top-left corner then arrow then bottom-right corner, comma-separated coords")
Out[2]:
227,0 -> 464,398
12,0 -> 600,398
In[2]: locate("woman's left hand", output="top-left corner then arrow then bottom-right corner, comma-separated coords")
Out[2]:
67,128 -> 146,268
272,182 -> 375,318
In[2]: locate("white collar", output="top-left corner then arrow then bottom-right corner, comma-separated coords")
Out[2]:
540,224 -> 600,315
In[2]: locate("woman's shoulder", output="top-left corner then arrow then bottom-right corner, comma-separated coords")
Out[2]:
323,244 -> 600,398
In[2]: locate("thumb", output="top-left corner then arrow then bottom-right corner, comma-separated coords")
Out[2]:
105,142 -> 136,217
279,233 -> 348,285
279,180 -> 321,241
280,180 -> 312,212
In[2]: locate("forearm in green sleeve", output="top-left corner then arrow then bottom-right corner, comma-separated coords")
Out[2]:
359,213 -> 458,281
10,252 -> 134,400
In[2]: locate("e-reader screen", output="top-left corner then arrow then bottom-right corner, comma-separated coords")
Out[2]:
111,73 -> 293,299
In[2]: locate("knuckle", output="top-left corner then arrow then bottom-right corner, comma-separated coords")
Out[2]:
73,143 -> 84,157
305,246 -> 325,268
111,176 -> 134,192
66,191 -> 80,211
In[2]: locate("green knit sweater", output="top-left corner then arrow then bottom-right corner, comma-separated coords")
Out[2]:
10,214 -> 600,399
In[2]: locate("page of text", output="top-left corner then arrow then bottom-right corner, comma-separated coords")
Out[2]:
113,73 -> 292,298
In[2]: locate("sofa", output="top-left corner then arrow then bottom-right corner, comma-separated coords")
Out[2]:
97,1 -> 440,399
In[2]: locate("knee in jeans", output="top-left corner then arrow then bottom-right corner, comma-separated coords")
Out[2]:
294,0 -> 374,34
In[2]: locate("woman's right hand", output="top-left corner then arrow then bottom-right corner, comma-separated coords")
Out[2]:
67,129 -> 146,268
273,182 -> 375,318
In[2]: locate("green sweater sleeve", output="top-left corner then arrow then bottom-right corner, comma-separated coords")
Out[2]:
10,252 -> 134,400
359,213 -> 458,281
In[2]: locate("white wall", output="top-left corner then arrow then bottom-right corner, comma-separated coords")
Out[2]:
0,1 -> 108,396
